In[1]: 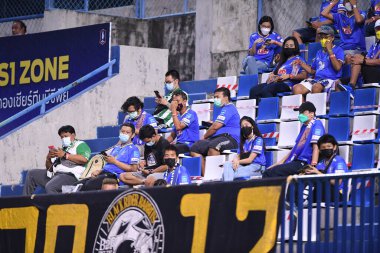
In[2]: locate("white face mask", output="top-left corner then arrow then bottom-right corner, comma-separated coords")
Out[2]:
62,137 -> 71,147
146,140 -> 155,146
345,2 -> 353,12
128,111 -> 138,119
119,133 -> 130,143
260,27 -> 271,36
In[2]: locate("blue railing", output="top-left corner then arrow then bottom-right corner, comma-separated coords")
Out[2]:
0,59 -> 116,130
279,170 -> 380,253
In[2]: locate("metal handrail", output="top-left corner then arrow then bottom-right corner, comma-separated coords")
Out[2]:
0,59 -> 116,129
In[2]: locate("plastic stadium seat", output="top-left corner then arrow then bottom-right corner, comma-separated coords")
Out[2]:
217,76 -> 238,98
353,88 -> 379,115
181,157 -> 201,177
144,96 -> 156,111
256,97 -> 281,123
264,151 -> 274,168
351,115 -> 377,143
329,91 -> 352,117
260,72 -> 271,83
204,155 -> 226,181
258,123 -> 278,147
274,149 -> 290,164
97,125 -> 120,138
84,137 -> 119,153
236,99 -> 256,119
237,74 -> 258,99
118,111 -> 125,124
277,121 -> 301,148
306,92 -> 327,117
341,64 -> 351,80
339,145 -> 351,166
191,103 -> 212,124
307,42 -> 322,65
181,79 -> 217,95
328,117 -> 352,145
188,93 -> 207,105
351,144 -> 375,170
280,94 -> 302,121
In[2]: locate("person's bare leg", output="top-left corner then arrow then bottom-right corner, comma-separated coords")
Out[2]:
191,152 -> 205,176
145,176 -> 156,187
311,83 -> 324,93
293,84 -> 310,95
349,64 -> 362,87
119,172 -> 144,185
293,31 -> 303,45
208,148 -> 221,156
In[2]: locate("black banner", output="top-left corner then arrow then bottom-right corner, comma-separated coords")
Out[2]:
0,178 -> 286,253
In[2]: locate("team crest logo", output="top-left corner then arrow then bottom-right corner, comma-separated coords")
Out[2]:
93,190 -> 165,253
342,26 -> 352,35
99,29 -> 107,45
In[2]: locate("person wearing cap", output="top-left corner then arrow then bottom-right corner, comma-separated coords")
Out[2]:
262,102 -> 325,178
292,25 -> 344,96
364,0 -> 380,37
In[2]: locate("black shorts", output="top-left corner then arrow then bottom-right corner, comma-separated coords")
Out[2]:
190,134 -> 238,156
294,27 -> 316,43
175,143 -> 191,154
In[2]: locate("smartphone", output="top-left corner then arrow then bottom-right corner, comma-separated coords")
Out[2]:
48,145 -> 57,151
100,151 -> 108,157
154,90 -> 162,99
264,39 -> 271,45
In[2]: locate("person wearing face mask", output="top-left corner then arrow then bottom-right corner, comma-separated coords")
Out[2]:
364,0 -> 380,36
190,87 -> 240,175
242,16 -> 284,75
120,125 -> 170,186
249,37 -> 307,99
223,117 -> 266,181
151,145 -> 191,186
167,90 -> 199,154
121,96 -> 158,146
263,102 -> 325,178
293,26 -> 345,97
79,123 -> 140,191
23,125 -> 91,195
154,69 -> 188,128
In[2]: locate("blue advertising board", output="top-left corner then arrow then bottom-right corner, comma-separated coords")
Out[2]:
0,23 -> 111,138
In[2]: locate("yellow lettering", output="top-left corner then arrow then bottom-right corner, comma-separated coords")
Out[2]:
44,204 -> 89,253
10,62 -> 15,85
31,59 -> 44,83
58,55 -> 69,80
0,63 -> 9,87
45,57 -> 57,81
180,193 -> 211,253
20,60 -> 31,84
0,206 -> 39,253
236,186 -> 282,253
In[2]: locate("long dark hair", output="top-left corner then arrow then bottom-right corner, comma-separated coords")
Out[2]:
257,16 -> 274,36
274,36 -> 300,75
239,116 -> 263,154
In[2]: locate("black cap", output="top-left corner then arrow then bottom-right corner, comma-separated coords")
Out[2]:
294,101 -> 316,113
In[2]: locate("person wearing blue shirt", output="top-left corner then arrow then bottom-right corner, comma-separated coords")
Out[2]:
223,117 -> 266,181
242,16 -> 284,75
80,123 -> 140,191
293,26 -> 344,96
122,96 -> 158,146
249,37 -> 308,99
322,0 -> 366,57
364,0 -> 380,36
263,102 -> 325,178
159,145 -> 191,186
167,90 -> 199,154
191,87 -> 240,175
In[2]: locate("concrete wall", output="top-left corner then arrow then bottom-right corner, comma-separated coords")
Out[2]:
0,18 -> 44,37
0,46 -> 168,185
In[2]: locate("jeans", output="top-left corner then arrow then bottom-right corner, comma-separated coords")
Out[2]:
249,82 -> 291,100
242,56 -> 269,75
262,160 -> 307,178
223,162 -> 265,182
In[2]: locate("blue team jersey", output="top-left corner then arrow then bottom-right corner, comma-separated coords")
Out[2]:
332,12 -> 366,51
286,119 -> 325,164
103,143 -> 140,176
174,109 -> 200,145
319,1 -> 338,22
316,155 -> 348,190
248,32 -> 284,66
367,41 -> 380,59
163,165 -> 191,186
237,136 -> 266,166
214,103 -> 241,144
371,0 -> 380,16
312,46 -> 345,80
276,55 -> 307,86
124,111 -> 158,145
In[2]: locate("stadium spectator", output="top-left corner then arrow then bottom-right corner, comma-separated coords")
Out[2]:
190,87 -> 240,175
365,0 -> 380,36
12,20 -> 26,36
321,0 -> 366,61
338,19 -> 380,89
249,36 -> 307,99
151,145 -> 191,186
154,69 -> 188,128
167,90 -> 199,154
120,125 -> 170,186
101,178 -> 119,191
292,0 -> 337,45
263,102 -> 325,178
79,123 -> 140,191
242,16 -> 283,75
23,125 -> 91,195
223,116 -> 266,181
121,96 -> 157,146
292,26 -> 344,96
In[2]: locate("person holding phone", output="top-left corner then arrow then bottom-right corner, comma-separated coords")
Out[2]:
23,125 -> 91,195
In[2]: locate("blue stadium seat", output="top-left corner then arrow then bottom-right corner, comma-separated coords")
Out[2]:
258,123 -> 278,146
307,42 -> 322,65
84,137 -> 119,153
182,157 -> 201,177
329,91 -> 352,117
353,88 -> 378,115
0,184 -> 24,197
264,151 -> 274,168
97,125 -> 120,138
327,117 -> 351,144
256,97 -> 280,123
181,79 -> 217,95
118,111 -> 125,124
342,64 -> 351,80
144,96 -> 156,110
188,92 -> 207,105
237,74 -> 258,99
299,43 -> 306,60
351,144 -> 375,170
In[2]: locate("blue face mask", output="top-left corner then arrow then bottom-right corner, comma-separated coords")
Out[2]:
119,133 -> 130,143
165,82 -> 174,91
128,111 -> 138,119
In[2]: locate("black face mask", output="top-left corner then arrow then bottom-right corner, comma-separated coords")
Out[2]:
164,158 -> 176,168
320,149 -> 334,158
283,48 -> 297,58
176,103 -> 184,112
241,126 -> 253,138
